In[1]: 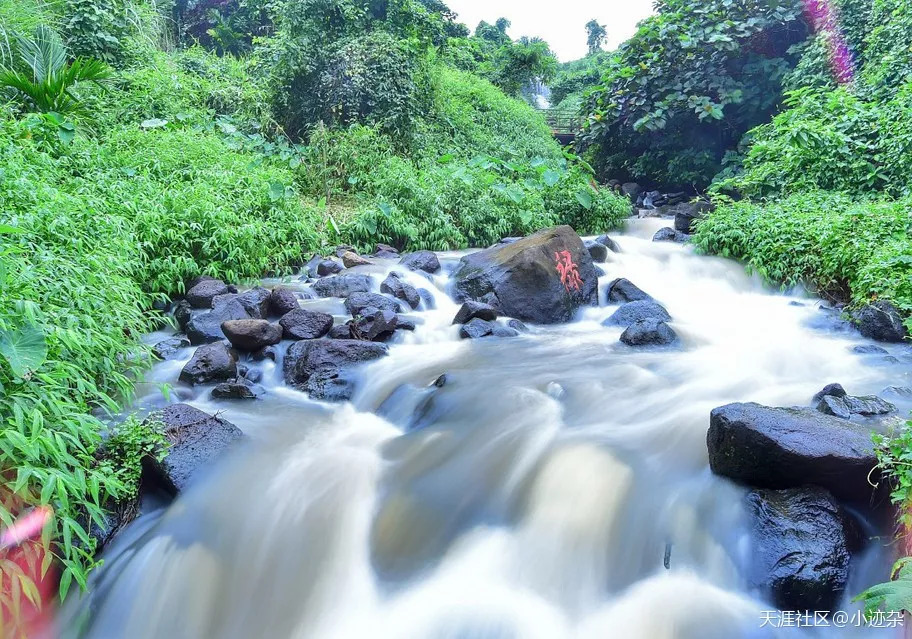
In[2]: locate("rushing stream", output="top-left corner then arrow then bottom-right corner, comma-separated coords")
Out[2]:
62,219 -> 912,638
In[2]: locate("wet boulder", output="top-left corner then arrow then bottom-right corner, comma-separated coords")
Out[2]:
594,235 -> 620,253
152,336 -> 190,360
652,227 -> 678,242
585,240 -> 609,263
603,300 -> 671,327
186,278 -> 229,308
353,309 -> 398,342
211,287 -> 271,319
707,402 -> 878,501
221,319 -> 283,351
606,278 -> 653,304
819,394 -> 896,418
381,272 -> 420,309
507,319 -> 528,333
328,324 -> 354,339
400,250 -> 441,274
142,404 -> 245,494
852,300 -> 908,343
619,318 -> 677,346
173,300 -> 192,332
186,298 -> 252,344
283,339 -> 389,401
747,487 -> 853,612
621,182 -> 642,202
312,274 -> 373,298
453,301 -> 498,325
492,324 -> 520,338
673,201 -> 712,234
397,316 -> 417,331
345,292 -> 400,316
279,308 -> 334,340
452,226 -> 599,324
374,243 -> 399,259
317,259 -> 343,276
211,381 -> 263,400
459,318 -> 495,339
179,342 -> 237,385
268,287 -> 299,317
342,251 -> 372,268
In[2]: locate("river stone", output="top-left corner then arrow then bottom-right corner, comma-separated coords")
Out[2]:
707,402 -> 878,501
283,339 -> 389,401
747,487 -> 852,612
211,382 -> 263,400
400,250 -> 441,274
606,278 -> 653,304
221,319 -> 283,351
312,274 -> 373,298
507,319 -> 528,333
673,201 -> 712,234
375,243 -> 399,256
619,318 -> 677,346
459,318 -> 495,339
452,226 -> 598,324
342,251 -> 372,268
346,292 -> 400,316
353,309 -> 398,342
418,288 -> 435,309
179,342 -> 237,385
328,324 -> 354,339
317,259 -> 343,276
453,301 -> 498,325
381,272 -> 421,309
585,240 -> 608,263
852,300 -> 908,343
173,300 -> 192,331
816,395 -> 852,419
492,324 -> 520,338
152,336 -> 190,360
595,235 -> 620,253
186,298 -> 252,344
279,308 -> 334,340
186,279 -> 229,308
812,383 -> 847,403
853,344 -> 889,355
269,287 -> 299,317
397,316 -> 417,331
142,403 -> 245,494
843,395 -> 896,416
603,300 -> 671,327
211,287 -> 271,319
621,182 -> 641,201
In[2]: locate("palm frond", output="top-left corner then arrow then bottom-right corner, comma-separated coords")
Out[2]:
15,25 -> 66,84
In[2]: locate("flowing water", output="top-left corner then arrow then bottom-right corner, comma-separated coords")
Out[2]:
63,219 -> 912,638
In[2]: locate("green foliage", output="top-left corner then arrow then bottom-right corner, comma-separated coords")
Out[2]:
578,0 -> 806,186
855,557 -> 912,620
64,0 -> 131,63
0,26 -> 112,124
174,0 -> 274,56
97,417 -> 169,501
585,19 -> 606,55
693,192 -> 912,325
549,52 -> 609,108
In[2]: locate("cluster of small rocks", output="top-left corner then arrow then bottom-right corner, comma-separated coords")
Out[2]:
602,278 -> 678,347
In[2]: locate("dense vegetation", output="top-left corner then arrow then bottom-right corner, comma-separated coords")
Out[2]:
0,0 -> 628,618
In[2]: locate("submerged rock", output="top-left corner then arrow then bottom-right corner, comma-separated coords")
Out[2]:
283,339 -> 389,401
179,342 -> 237,385
452,225 -> 598,324
459,318 -> 495,339
142,404 -> 245,494
619,318 -> 677,346
606,278 -> 653,304
400,250 -> 441,274
345,292 -> 400,316
603,300 -> 671,327
585,240 -> 608,263
185,278 -> 229,308
594,234 -> 620,253
852,300 -> 908,343
381,272 -> 421,309
453,301 -> 498,325
221,319 -> 283,351
186,298 -> 251,344
312,274 -> 373,298
152,336 -> 190,360
279,308 -> 334,340
747,487 -> 853,612
707,402 -> 877,501
211,381 -> 263,400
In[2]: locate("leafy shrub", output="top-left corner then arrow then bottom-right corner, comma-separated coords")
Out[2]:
693,192 -> 912,326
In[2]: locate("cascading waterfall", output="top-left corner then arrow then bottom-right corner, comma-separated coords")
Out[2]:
61,218 -> 911,638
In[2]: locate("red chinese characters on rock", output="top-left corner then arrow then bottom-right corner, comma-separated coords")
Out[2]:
554,250 -> 583,293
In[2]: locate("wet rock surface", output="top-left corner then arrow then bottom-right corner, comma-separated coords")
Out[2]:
279,308 -> 334,340
619,318 -> 677,346
381,272 -> 420,309
603,300 -> 671,327
153,336 -> 190,360
186,298 -> 252,344
852,300 -> 908,343
179,342 -> 237,385
186,279 -> 229,308
400,250 -> 441,274
221,319 -> 283,351
283,339 -> 389,401
312,274 -> 373,298
606,278 -> 653,304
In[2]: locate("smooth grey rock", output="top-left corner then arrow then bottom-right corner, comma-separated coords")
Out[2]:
603,300 -> 671,327
620,319 -> 677,346
606,278 -> 653,304
312,274 -> 373,298
345,292 -> 400,316
459,318 -> 495,339
594,234 -> 620,252
221,319 -> 283,351
585,240 -> 608,262
186,299 -> 252,344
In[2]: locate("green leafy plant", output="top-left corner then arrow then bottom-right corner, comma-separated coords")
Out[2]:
855,557 -> 912,620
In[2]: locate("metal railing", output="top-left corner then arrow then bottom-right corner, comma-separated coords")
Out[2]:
542,109 -> 583,136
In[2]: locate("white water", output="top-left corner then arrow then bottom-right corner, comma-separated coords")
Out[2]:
63,219 -> 912,638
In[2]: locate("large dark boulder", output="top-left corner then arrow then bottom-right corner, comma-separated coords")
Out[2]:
707,403 -> 878,501
221,319 -> 283,351
268,287 -> 299,317
345,292 -> 400,316
142,404 -> 245,494
619,319 -> 677,346
317,259 -> 343,276
381,272 -> 420,309
283,339 -> 388,401
400,250 -> 441,274
312,274 -> 373,298
606,278 -> 653,303
452,226 -> 598,324
621,182 -> 642,202
186,278 -> 229,308
279,308 -> 334,340
179,342 -> 237,385
585,240 -> 608,263
673,201 -> 712,234
186,298 -> 252,344
747,487 -> 853,612
603,300 -> 671,327
852,301 -> 908,343
211,382 -> 263,400
453,301 -> 498,325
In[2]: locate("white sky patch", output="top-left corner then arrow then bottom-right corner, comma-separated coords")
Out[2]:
446,0 -> 656,62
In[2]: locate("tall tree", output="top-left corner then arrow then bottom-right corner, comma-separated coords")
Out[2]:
585,19 -> 606,54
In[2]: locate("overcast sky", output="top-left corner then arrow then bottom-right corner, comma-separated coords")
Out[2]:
446,0 -> 656,62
